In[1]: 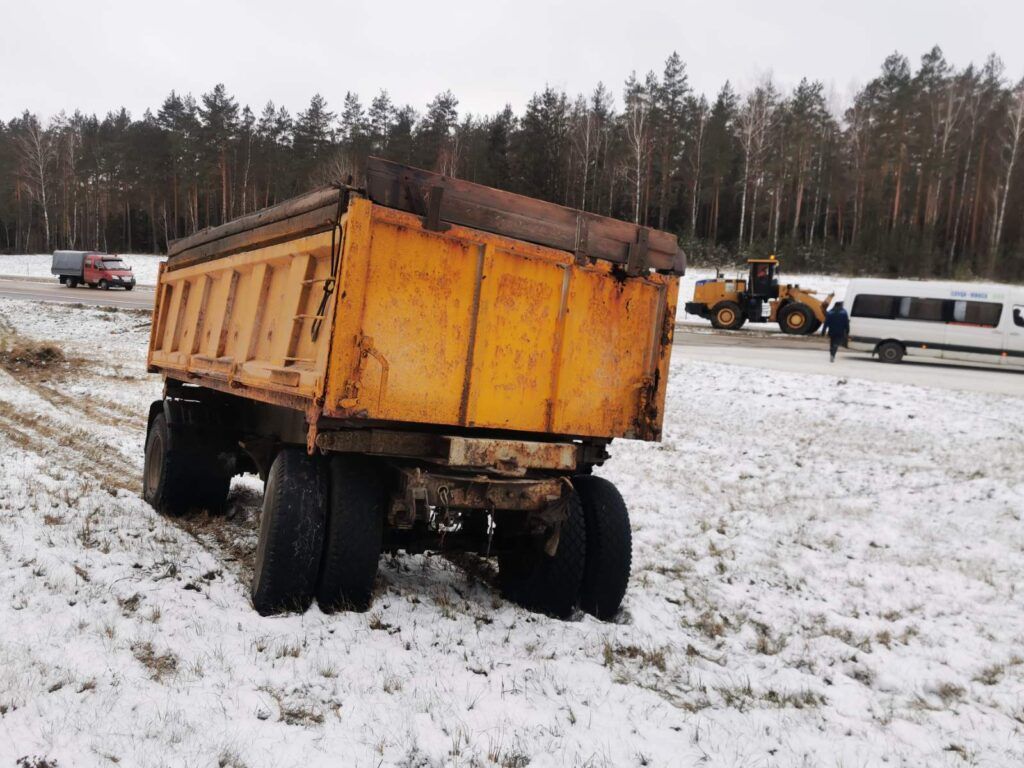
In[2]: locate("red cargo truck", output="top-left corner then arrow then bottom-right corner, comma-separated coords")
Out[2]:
51,250 -> 136,290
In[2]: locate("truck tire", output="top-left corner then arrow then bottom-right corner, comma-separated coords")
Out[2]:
125,284 -> 134,292
143,412 -> 231,515
99,279 -> 109,290
498,491 -> 586,619
779,303 -> 814,334
877,340 -> 904,363
710,301 -> 743,330
316,456 -> 387,613
252,448 -> 328,616
572,475 -> 631,620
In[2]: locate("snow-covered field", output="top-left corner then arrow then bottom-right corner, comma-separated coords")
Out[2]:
0,298 -> 1022,768
0,254 -> 164,286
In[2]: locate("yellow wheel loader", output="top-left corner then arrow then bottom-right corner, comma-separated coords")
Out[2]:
685,256 -> 833,335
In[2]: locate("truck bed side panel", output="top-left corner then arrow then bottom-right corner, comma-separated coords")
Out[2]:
148,232 -> 336,404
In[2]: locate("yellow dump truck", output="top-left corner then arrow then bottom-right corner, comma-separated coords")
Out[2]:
144,158 -> 683,619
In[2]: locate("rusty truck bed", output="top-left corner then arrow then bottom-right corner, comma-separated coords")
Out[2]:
148,161 -> 681,443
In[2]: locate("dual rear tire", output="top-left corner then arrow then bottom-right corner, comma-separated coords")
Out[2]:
498,475 -> 632,620
251,451 -> 386,616
143,412 -> 232,515
144,413 -> 632,621
251,463 -> 633,621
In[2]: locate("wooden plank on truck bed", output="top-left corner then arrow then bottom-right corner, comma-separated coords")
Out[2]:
165,204 -> 340,272
167,186 -> 344,257
364,156 -> 685,274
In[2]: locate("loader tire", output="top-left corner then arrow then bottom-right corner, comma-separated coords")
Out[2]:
251,448 -> 328,616
779,303 -> 814,334
316,455 -> 387,613
498,491 -> 586,619
143,412 -> 231,516
710,301 -> 743,330
573,475 -> 632,620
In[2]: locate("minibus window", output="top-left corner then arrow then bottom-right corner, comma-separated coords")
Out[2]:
898,297 -> 912,317
907,298 -> 946,322
852,294 -> 897,319
968,301 -> 1001,327
1014,306 -> 1024,328
953,300 -> 1002,326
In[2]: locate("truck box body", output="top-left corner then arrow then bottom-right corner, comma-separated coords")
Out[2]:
51,250 -> 94,278
148,161 -> 681,443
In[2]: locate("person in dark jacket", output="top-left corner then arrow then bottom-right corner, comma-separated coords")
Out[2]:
821,301 -> 850,362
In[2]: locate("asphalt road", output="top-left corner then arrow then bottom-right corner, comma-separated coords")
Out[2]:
0,276 -> 155,310
674,324 -> 1024,396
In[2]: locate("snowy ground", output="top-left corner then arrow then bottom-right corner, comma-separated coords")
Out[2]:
0,254 -> 164,286
678,340 -> 1024,397
0,299 -> 1022,768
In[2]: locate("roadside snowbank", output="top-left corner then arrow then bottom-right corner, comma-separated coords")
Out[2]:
0,299 -> 1022,767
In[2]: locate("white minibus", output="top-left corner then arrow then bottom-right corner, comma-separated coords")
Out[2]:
845,278 -> 1024,367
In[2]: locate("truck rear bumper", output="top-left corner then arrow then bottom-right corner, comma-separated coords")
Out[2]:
315,429 -> 581,475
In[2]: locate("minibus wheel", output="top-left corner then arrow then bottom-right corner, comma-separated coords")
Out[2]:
877,341 -> 904,363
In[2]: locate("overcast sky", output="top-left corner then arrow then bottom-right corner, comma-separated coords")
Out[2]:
3,0 -> 1022,122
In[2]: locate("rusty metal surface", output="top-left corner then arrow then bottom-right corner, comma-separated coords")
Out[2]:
445,436 -> 576,474
391,466 -> 567,517
151,185 -> 680,446
324,199 -> 680,441
315,429 -> 577,473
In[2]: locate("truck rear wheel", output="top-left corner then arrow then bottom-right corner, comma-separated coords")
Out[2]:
252,449 -> 328,616
779,303 -> 814,334
316,456 -> 387,613
498,491 -> 586,619
573,475 -> 631,620
143,412 -> 231,515
710,301 -> 743,330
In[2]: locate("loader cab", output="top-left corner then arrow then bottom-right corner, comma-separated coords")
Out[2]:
747,257 -> 779,299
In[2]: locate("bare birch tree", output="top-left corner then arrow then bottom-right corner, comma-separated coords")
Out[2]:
989,79 -> 1024,270
14,116 -> 56,250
